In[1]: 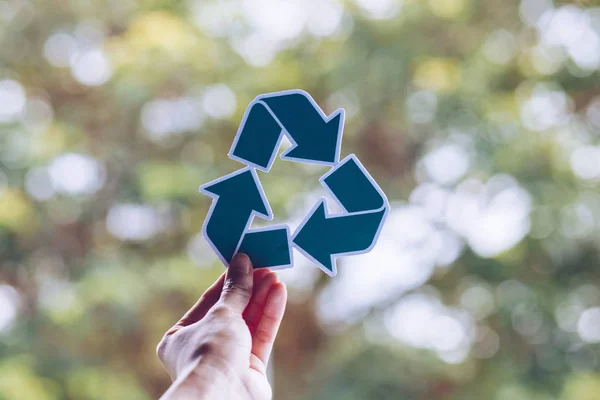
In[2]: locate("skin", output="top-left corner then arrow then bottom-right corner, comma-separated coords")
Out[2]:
157,253 -> 287,400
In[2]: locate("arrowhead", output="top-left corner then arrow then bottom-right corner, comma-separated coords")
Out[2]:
199,168 -> 271,219
259,90 -> 344,165
293,198 -> 389,276
292,201 -> 335,274
282,111 -> 343,164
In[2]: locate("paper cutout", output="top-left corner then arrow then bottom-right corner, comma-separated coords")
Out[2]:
199,89 -> 390,276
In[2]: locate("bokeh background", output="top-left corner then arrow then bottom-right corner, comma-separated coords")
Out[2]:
2,0 -> 600,398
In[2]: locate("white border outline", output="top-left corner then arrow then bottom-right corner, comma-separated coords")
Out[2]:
290,154 -> 390,277
199,166 -> 293,270
228,89 -> 345,172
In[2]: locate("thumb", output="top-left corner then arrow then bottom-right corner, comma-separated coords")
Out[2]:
220,253 -> 253,313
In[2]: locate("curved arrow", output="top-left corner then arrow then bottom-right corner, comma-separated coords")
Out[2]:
199,168 -> 292,269
292,155 -> 389,276
229,89 -> 344,172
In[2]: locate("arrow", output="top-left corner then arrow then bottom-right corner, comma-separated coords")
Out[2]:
293,203 -> 386,274
199,167 -> 292,268
229,89 -> 344,171
292,155 -> 389,276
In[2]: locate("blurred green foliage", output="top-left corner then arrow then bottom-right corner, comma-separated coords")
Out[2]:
2,0 -> 600,399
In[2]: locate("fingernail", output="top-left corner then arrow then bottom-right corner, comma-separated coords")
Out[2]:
231,253 -> 251,273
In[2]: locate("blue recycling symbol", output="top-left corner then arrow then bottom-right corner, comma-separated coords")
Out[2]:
199,90 -> 390,277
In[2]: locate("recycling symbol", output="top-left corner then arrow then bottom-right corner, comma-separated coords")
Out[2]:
199,90 -> 390,277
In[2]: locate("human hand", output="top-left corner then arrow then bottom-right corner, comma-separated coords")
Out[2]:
157,253 -> 287,400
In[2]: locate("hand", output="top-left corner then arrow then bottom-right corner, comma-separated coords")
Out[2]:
157,253 -> 287,400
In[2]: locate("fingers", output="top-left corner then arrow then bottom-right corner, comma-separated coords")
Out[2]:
243,271 -> 279,331
252,268 -> 272,291
167,273 -> 226,335
251,282 -> 287,365
219,253 -> 254,313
